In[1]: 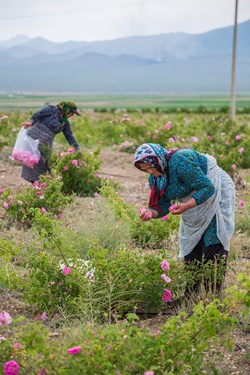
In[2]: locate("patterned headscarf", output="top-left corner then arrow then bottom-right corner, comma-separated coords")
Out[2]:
134,143 -> 169,211
57,101 -> 80,124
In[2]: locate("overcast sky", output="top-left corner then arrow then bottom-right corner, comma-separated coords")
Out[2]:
1,0 -> 250,42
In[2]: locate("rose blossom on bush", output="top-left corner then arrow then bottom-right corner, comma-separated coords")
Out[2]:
161,274 -> 171,283
235,135 -> 241,140
145,372 -> 154,375
239,200 -> 244,208
68,345 -> 81,355
161,215 -> 169,220
231,164 -> 237,170
3,202 -> 9,209
160,260 -> 170,271
162,288 -> 172,302
62,267 -> 71,275
41,312 -> 47,322
67,148 -> 74,153
191,136 -> 199,142
164,121 -> 172,130
0,311 -> 12,326
13,343 -> 22,348
72,159 -> 78,166
238,147 -> 244,154
3,360 -> 19,375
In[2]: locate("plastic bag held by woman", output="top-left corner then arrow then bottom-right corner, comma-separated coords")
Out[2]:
12,127 -> 41,168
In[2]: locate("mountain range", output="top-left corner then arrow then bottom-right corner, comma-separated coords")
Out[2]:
0,20 -> 249,94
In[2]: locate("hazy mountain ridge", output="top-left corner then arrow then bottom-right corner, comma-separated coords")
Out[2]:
0,21 -> 249,93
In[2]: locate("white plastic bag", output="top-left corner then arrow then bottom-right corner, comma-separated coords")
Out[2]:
12,127 -> 41,168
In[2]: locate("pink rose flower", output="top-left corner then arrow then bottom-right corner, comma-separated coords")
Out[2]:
145,211 -> 152,219
0,189 -> 4,194
162,288 -> 172,302
160,260 -> 170,271
3,202 -> 9,209
3,360 -> 19,375
168,137 -> 175,143
191,136 -> 199,142
17,200 -> 23,205
94,192 -> 100,198
235,135 -> 241,140
67,148 -> 74,153
63,166 -> 69,171
7,195 -> 13,201
40,183 -> 46,188
72,159 -> 78,166
231,164 -> 237,170
68,345 -> 81,355
144,372 -> 154,375
208,135 -> 213,141
38,369 -> 49,375
0,311 -> 12,326
164,121 -> 172,130
161,215 -> 169,220
40,207 -> 47,214
238,147 -> 244,154
161,274 -> 171,283
62,267 -> 71,275
13,343 -> 22,348
239,200 -> 244,208
169,204 -> 177,213
152,135 -> 157,139
41,312 -> 47,322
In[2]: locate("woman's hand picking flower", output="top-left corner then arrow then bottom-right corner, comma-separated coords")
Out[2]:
139,208 -> 158,221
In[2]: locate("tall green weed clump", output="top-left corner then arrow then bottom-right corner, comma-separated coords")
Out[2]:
100,184 -> 180,248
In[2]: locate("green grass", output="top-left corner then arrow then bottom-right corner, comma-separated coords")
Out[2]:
0,94 -> 249,111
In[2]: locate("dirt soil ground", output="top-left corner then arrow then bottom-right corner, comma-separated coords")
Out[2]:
0,146 -> 249,374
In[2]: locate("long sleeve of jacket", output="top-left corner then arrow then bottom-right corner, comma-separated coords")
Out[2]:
62,121 -> 80,149
175,153 -> 215,205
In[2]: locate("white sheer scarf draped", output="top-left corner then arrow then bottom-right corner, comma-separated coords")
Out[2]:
178,154 -> 235,258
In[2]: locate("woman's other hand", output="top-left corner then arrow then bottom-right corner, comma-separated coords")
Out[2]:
139,208 -> 158,221
169,198 -> 197,215
21,121 -> 32,129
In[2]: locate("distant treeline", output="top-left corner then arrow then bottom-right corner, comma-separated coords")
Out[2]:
93,105 -> 250,114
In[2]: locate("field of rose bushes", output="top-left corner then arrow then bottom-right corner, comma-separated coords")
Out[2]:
0,107 -> 250,374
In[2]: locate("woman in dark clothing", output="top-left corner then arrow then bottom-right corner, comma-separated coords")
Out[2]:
134,143 -> 235,296
21,101 -> 81,183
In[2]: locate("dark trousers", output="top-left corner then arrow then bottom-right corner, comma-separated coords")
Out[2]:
184,236 -> 228,296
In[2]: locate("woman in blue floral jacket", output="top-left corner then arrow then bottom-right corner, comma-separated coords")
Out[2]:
134,143 -> 235,296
